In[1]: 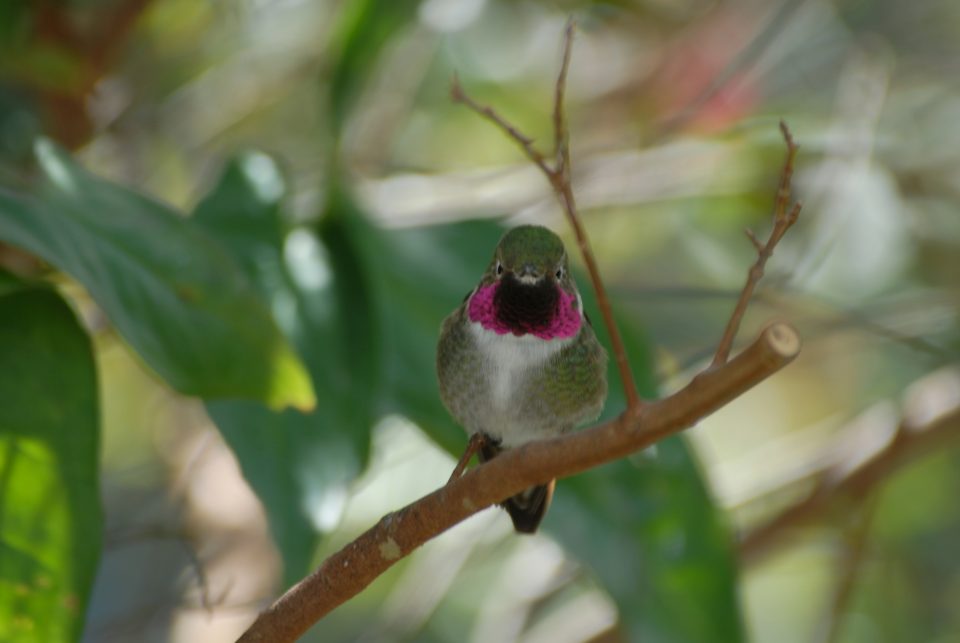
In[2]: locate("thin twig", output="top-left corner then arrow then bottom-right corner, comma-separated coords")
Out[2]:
451,24 -> 642,412
744,228 -> 764,253
237,323 -> 801,643
712,120 -> 801,366
450,75 -> 551,175
553,19 -> 575,174
554,178 -> 641,410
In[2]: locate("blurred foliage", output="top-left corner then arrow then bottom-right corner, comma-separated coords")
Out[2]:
1,0 -> 959,642
0,141 -> 314,409
0,278 -> 101,643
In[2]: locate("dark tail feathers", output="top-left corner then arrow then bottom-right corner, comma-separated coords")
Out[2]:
480,437 -> 555,534
503,481 -> 555,533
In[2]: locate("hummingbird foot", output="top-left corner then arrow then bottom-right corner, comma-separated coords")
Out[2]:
447,432 -> 492,483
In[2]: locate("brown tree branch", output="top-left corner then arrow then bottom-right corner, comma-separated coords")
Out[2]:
451,22 -> 642,412
712,121 -> 801,366
237,323 -> 801,642
739,367 -> 960,563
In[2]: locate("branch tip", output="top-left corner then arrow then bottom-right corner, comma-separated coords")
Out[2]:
763,322 -> 801,359
779,119 -> 797,151
553,18 -> 576,168
787,201 -> 802,223
712,122 -> 802,367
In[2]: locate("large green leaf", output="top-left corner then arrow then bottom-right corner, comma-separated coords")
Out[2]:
548,305 -> 744,642
0,140 -> 313,410
335,208 -> 505,454
195,158 -> 374,585
553,448 -> 743,642
0,283 -> 101,642
197,178 -> 499,582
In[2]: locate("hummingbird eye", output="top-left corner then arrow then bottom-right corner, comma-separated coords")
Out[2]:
555,268 -> 563,279
496,262 -> 504,276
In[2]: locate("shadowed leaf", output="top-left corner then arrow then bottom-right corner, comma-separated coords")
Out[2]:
0,140 -> 314,410
196,158 -> 374,585
549,307 -> 744,642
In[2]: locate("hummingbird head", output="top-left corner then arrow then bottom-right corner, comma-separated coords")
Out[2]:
492,224 -> 569,285
468,225 -> 582,339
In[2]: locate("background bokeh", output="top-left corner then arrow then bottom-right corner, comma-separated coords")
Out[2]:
1,1 -> 959,642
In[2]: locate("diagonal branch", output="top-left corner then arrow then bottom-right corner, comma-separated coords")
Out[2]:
712,121 -> 801,366
451,22 -> 642,412
739,367 -> 960,563
237,323 -> 800,643
449,76 -> 552,176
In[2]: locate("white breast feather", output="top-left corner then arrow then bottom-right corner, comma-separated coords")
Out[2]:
468,319 -> 576,445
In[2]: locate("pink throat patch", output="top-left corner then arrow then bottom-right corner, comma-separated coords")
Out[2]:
467,281 -> 581,339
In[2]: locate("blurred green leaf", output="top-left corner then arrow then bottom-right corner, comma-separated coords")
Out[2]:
554,448 -> 743,642
0,1 -> 29,49
326,0 -> 421,131
196,175 -> 503,580
549,308 -> 744,642
0,284 -> 100,642
0,140 -> 314,410
858,446 -> 960,641
338,212 -> 504,454
206,402 -> 365,586
0,267 -> 28,296
196,158 -> 375,585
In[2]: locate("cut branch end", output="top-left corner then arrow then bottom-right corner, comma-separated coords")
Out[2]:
763,323 -> 801,360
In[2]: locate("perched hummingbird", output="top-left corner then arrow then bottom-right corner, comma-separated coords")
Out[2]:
437,225 -> 608,533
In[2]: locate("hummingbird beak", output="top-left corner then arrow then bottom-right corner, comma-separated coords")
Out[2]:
515,263 -> 541,285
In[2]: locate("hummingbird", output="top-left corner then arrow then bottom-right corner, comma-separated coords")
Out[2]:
437,225 -> 608,533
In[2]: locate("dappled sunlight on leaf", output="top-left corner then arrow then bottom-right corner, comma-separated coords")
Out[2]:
0,286 -> 100,642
